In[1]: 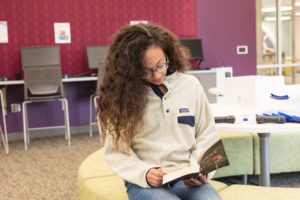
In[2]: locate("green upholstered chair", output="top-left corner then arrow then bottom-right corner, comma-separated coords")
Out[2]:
78,148 -> 228,200
214,132 -> 254,179
252,131 -> 300,175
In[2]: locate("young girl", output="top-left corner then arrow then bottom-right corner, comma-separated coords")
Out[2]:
98,23 -> 221,200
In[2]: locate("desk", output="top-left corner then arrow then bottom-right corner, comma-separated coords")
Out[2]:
0,76 -> 97,86
62,76 -> 97,83
62,77 -> 97,97
0,76 -> 98,152
211,104 -> 300,187
0,81 -> 23,154
0,76 -> 97,113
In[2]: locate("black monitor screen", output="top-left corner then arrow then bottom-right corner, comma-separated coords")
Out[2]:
180,38 -> 204,61
86,46 -> 109,69
21,46 -> 60,68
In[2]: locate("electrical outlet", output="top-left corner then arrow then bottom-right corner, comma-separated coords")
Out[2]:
11,103 -> 21,112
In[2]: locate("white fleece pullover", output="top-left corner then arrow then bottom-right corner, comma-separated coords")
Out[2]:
104,71 -> 219,188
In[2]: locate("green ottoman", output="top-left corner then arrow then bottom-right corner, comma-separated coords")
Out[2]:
252,132 -> 300,175
78,148 -> 228,200
214,132 -> 254,178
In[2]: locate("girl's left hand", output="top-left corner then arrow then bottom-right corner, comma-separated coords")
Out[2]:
184,173 -> 207,187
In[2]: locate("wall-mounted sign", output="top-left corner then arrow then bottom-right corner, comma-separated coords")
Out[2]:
0,21 -> 8,43
130,20 -> 148,25
54,23 -> 71,44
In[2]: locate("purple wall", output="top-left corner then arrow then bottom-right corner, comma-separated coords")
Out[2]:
197,0 -> 257,76
1,0 -> 198,134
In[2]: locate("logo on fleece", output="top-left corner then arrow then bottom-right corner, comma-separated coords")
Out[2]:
179,108 -> 189,113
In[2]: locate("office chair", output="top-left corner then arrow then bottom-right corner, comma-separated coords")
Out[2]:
87,46 -> 108,139
21,46 -> 71,151
89,67 -> 103,140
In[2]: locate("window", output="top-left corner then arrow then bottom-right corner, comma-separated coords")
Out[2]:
256,0 -> 300,84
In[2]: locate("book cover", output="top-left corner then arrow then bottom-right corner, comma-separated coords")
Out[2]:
162,139 -> 229,185
198,139 -> 230,175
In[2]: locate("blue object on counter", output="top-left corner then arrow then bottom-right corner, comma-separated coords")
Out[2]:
278,112 -> 300,123
271,113 -> 280,116
262,112 -> 300,123
277,112 -> 293,121
270,93 -> 289,100
292,115 -> 300,122
262,113 -> 280,117
262,113 -> 271,116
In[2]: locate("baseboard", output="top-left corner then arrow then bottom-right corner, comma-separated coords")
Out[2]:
6,125 -> 100,141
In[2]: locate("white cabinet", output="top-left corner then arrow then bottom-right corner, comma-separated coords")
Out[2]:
186,67 -> 232,103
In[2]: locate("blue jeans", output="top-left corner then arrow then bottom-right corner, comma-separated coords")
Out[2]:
125,181 -> 222,200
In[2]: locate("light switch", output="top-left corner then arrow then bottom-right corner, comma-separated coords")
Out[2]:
237,45 -> 248,54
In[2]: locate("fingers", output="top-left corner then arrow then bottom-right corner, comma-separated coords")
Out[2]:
184,173 -> 207,187
197,173 -> 207,183
184,179 -> 195,187
146,168 -> 165,187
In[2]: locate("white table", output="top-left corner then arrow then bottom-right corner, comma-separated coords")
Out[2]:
211,103 -> 300,187
0,76 -> 97,154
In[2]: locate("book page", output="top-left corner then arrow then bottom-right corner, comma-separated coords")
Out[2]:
162,166 -> 185,174
162,165 -> 199,185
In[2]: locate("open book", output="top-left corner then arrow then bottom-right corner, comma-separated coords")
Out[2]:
162,138 -> 229,185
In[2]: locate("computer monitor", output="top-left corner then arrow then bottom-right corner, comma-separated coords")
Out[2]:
180,38 -> 204,61
86,46 -> 109,69
21,46 -> 61,68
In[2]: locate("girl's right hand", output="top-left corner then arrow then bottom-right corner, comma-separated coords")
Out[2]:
146,168 -> 165,187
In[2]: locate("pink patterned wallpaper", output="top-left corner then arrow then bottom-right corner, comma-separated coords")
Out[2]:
0,0 -> 197,79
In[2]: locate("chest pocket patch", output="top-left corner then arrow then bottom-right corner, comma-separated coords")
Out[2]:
179,108 -> 189,113
178,116 -> 195,127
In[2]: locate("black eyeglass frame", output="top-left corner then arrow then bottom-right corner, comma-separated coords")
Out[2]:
142,55 -> 169,79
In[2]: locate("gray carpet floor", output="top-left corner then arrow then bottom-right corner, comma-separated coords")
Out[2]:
0,133 -> 102,200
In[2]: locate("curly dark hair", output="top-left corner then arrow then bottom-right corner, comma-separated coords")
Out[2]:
97,23 -> 191,150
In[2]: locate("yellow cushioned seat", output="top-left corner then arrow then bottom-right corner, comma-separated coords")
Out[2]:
219,184 -> 300,200
80,176 -> 128,200
78,148 -> 228,200
78,148 -> 300,200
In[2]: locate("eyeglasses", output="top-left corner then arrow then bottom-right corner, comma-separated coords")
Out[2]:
143,55 -> 169,79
